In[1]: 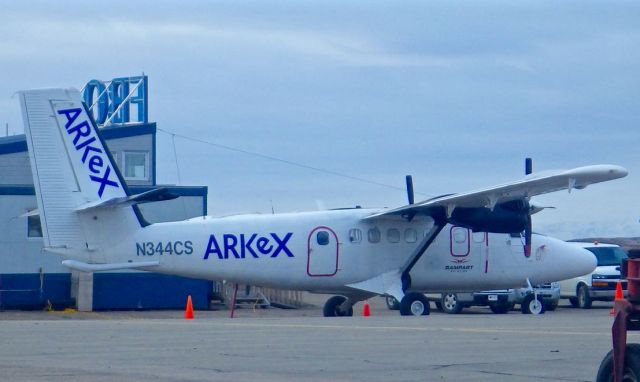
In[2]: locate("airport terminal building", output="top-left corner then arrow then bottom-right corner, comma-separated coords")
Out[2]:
0,76 -> 214,310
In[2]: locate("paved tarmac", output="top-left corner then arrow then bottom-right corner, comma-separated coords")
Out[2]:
0,299 -> 635,382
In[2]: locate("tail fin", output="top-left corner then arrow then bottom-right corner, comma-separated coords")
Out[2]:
20,88 -> 141,261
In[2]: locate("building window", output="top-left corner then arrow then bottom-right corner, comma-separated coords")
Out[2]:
387,228 -> 400,243
27,212 -> 42,238
349,228 -> 362,243
368,227 -> 381,243
123,151 -> 148,180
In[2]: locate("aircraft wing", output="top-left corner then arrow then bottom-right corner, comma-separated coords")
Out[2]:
364,164 -> 627,220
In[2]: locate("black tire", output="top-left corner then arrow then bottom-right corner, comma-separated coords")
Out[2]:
544,301 -> 559,311
577,284 -> 593,309
323,296 -> 353,317
435,301 -> 443,312
400,292 -> 430,316
440,293 -> 463,314
596,343 -> 640,382
569,297 -> 579,308
521,294 -> 545,315
385,296 -> 400,310
489,302 -> 512,314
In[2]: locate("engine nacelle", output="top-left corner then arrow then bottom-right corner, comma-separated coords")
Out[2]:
448,205 -> 528,233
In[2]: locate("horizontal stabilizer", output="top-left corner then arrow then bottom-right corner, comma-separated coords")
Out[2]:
75,188 -> 178,212
62,259 -> 160,272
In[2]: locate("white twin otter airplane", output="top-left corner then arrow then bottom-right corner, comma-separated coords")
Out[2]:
19,88 -> 628,316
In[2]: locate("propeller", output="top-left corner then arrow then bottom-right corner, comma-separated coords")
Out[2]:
524,158 -> 533,257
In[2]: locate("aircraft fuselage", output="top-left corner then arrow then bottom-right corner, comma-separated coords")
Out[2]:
85,208 -> 595,295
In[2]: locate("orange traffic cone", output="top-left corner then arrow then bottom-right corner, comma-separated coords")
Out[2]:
610,282 -> 623,316
615,282 -> 624,300
185,295 -> 194,320
363,301 -> 371,317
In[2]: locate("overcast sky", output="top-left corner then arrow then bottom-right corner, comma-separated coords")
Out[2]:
1,1 -> 638,239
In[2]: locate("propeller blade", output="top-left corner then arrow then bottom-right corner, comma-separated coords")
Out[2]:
524,213 -> 532,258
406,175 -> 415,205
524,158 -> 533,257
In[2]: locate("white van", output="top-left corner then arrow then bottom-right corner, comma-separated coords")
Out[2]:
559,242 -> 627,308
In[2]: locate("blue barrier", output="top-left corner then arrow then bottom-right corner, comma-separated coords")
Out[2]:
93,273 -> 212,310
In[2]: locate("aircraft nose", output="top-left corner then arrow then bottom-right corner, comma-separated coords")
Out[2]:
553,240 -> 597,281
532,237 -> 597,284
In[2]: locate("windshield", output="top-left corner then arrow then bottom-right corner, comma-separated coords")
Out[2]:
586,247 -> 628,266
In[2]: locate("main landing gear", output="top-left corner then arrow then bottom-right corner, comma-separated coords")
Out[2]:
323,296 -> 354,317
399,292 -> 430,316
324,293 -> 431,317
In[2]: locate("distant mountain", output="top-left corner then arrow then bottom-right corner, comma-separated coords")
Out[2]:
569,237 -> 640,253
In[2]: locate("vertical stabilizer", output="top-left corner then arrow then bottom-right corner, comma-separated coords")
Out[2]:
20,88 -> 139,261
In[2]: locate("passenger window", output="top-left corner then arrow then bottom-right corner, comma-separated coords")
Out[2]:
453,227 -> 468,243
405,228 -> 417,243
472,232 -> 486,243
349,229 -> 362,243
387,228 -> 400,243
317,231 -> 329,245
368,227 -> 381,243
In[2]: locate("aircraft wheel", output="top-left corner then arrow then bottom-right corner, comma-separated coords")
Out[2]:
545,301 -> 559,311
569,298 -> 579,308
441,293 -> 463,314
596,343 -> 640,382
400,292 -> 430,316
577,284 -> 593,309
521,294 -> 545,315
385,296 -> 400,310
323,296 -> 353,317
489,302 -> 512,314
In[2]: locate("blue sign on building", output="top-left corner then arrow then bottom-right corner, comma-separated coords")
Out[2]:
82,75 -> 148,126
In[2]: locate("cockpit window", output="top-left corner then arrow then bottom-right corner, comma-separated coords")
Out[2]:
586,247 -> 627,266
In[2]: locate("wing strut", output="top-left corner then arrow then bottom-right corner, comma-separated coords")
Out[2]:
345,217 -> 445,301
400,219 -> 445,291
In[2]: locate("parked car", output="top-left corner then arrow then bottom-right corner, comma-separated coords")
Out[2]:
385,283 -> 559,315
559,242 -> 627,308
